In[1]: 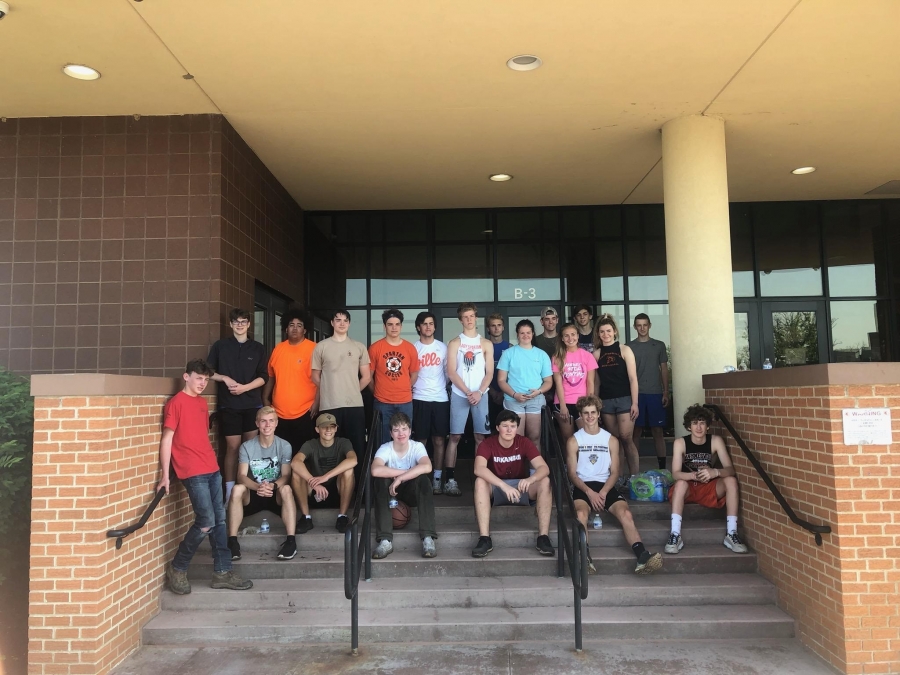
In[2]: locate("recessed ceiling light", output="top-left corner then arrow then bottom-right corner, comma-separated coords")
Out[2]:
483,229 -> 494,234
63,64 -> 101,81
489,174 -> 513,182
506,55 -> 542,71
791,166 -> 816,175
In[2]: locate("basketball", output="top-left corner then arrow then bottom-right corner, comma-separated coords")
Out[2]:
391,501 -> 411,529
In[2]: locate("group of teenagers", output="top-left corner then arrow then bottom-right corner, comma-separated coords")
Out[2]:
157,302 -> 748,595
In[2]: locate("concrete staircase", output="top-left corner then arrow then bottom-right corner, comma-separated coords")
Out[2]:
143,493 -> 793,647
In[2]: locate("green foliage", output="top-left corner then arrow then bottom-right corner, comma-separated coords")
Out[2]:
773,311 -> 819,366
0,368 -> 33,585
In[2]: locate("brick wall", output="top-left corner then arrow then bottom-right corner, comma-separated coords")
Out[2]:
28,375 -> 216,675
705,367 -> 900,674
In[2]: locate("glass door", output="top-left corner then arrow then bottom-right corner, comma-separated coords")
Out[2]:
434,305 -> 495,343
733,301 -> 760,370
497,304 -> 548,345
761,301 -> 828,367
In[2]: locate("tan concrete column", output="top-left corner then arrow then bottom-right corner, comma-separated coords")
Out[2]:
662,115 -> 735,432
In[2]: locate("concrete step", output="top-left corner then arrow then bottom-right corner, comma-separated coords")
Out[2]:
161,573 -> 777,611
186,544 -> 757,580
143,603 -> 794,645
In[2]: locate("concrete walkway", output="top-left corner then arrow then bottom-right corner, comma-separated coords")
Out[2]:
112,639 -> 835,675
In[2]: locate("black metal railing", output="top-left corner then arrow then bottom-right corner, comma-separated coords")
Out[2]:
106,487 -> 166,550
704,403 -> 832,546
540,406 -> 589,652
343,411 -> 382,655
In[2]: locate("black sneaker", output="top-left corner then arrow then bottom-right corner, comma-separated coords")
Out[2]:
227,537 -> 241,561
297,516 -> 314,534
277,537 -> 297,560
335,515 -> 349,533
634,550 -> 663,575
536,535 -> 555,556
471,536 -> 493,558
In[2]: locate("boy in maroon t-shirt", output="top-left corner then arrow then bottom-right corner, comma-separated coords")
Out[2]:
471,409 -> 554,558
157,359 -> 253,595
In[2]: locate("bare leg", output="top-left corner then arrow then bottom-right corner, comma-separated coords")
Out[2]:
670,479 -> 688,516
291,465 -> 311,517
523,413 -> 541,452
527,477 -> 552,536
601,412 -> 623,471
651,426 -> 666,463
718,476 -> 740,517
223,435 -> 242,483
276,485 -> 296,536
227,485 -> 249,536
616,412 -> 640,476
473,477 -> 492,536
573,499 -> 591,544
555,411 -> 576,444
432,435 -> 446,472
608,501 -> 641,546
445,434 -> 461,470
338,469 -> 356,514
472,433 -> 486,453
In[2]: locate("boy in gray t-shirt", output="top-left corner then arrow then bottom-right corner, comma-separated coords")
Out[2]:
227,407 -> 297,561
626,314 -> 670,470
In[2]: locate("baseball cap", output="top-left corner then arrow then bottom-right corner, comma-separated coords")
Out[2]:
540,306 -> 558,319
316,413 -> 337,427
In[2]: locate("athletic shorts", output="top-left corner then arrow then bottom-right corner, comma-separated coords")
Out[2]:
276,413 -> 316,457
306,477 -> 342,509
244,490 -> 282,517
491,478 -> 537,507
450,392 -> 491,435
413,399 -> 450,440
219,408 -> 259,437
601,395 -> 632,415
553,402 -> 580,420
572,481 -> 628,510
670,478 -> 726,509
635,393 -> 666,428
504,397 -> 544,415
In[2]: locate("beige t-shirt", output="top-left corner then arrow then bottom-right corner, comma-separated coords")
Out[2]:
312,337 -> 370,410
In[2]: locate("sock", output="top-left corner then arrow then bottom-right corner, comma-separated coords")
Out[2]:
225,481 -> 235,503
445,467 -> 455,481
338,513 -> 346,518
303,514 -> 312,520
727,516 -> 738,534
657,457 -> 666,470
285,534 -> 296,542
671,514 -> 682,536
631,542 -> 647,560
433,470 -> 442,480
228,535 -> 237,543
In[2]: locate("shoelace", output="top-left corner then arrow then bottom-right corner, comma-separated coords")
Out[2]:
667,533 -> 679,545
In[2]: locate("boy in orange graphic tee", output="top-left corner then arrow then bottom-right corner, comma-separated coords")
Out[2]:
368,308 -> 420,445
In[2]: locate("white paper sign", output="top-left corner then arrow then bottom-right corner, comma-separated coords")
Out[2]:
842,408 -> 892,446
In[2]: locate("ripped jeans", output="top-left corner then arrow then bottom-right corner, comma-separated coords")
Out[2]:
171,471 -> 232,573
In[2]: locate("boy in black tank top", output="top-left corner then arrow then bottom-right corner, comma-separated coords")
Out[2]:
666,404 -> 748,555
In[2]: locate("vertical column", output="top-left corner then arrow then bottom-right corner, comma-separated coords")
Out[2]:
662,115 -> 736,427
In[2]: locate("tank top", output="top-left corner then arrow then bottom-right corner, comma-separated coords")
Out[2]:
574,427 -> 612,483
597,341 -> 630,399
451,333 -> 486,397
682,435 -> 713,473
577,331 -> 594,353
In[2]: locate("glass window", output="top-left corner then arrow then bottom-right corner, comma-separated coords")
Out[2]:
253,306 -> 266,347
563,210 -> 591,238
506,312 -> 542,346
599,304 -> 626,342
830,300 -> 883,362
730,205 -> 755,297
347,311 -> 367,345
563,239 -> 594,302
336,247 -> 368,306
772,310 -> 820,367
497,243 -> 560,302
755,203 -> 823,296
824,203 -> 884,297
333,213 -> 368,243
628,304 -> 670,349
380,212 -> 427,242
626,238 -> 668,301
370,245 -> 427,305
370,308 -> 427,345
597,240 -> 624,301
735,313 -> 750,369
435,211 -> 490,241
441,312 -> 490,344
433,243 -> 494,302
594,208 -> 622,238
496,210 -> 558,240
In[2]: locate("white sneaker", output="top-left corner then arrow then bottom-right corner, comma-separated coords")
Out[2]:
724,532 -> 748,554
372,539 -> 393,559
432,477 -> 442,495
664,533 -> 684,554
422,536 -> 436,558
443,478 -> 461,496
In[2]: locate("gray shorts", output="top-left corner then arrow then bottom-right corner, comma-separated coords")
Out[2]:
491,478 -> 537,507
601,395 -> 632,415
450,392 -> 491,435
503,397 -> 543,415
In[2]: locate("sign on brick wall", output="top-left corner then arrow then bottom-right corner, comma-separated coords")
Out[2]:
841,407 -> 892,445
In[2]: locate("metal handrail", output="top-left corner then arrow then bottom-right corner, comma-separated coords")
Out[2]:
704,403 -> 832,546
106,487 -> 166,550
343,411 -> 382,655
540,406 -> 589,652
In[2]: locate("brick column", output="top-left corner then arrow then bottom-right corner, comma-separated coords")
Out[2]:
704,364 -> 900,675
28,374 -> 216,675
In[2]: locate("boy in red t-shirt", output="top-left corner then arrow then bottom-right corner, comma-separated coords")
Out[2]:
157,359 -> 253,595
471,410 -> 554,558
368,308 -> 420,444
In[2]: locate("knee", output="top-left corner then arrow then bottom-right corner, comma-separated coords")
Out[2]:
620,508 -> 635,527
537,477 -> 551,494
672,480 -> 688,494
450,434 -> 462,443
723,475 -> 739,490
230,484 -> 247,502
278,484 -> 293,501
474,477 -> 489,494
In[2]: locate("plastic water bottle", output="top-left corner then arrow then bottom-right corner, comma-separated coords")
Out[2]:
259,518 -> 270,533
763,358 -> 773,370
592,514 -> 602,529
388,498 -> 399,509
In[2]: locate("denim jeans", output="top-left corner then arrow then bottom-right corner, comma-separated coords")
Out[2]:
373,400 -> 414,447
172,471 -> 232,573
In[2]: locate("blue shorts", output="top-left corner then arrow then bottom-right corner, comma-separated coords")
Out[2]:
635,393 -> 666,427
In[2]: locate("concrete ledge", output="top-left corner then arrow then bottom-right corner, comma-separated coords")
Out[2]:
31,373 -> 182,397
702,363 -> 900,390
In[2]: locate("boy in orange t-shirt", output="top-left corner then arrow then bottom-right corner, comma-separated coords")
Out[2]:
368,308 -> 420,444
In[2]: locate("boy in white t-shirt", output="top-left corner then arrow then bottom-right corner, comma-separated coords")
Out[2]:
371,412 -> 438,559
411,311 -> 451,495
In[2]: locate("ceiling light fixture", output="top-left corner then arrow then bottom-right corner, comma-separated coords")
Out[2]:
63,64 -> 101,81
791,166 -> 816,175
489,174 -> 513,182
506,55 -> 542,71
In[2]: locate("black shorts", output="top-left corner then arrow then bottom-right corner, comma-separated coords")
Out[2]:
553,402 -> 580,420
412,400 -> 450,441
219,408 -> 259,437
244,490 -> 282,517
307,477 -> 342,509
572,481 -> 627,509
277,414 -> 316,457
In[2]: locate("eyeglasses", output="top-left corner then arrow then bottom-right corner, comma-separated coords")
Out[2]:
231,320 -> 250,326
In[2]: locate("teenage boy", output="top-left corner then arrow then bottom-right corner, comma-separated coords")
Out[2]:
471,410 -> 554,558
567,395 -> 663,575
667,404 -> 748,555
311,309 -> 371,459
226,407 -> 297,561
369,308 -> 420,445
627,313 -> 670,470
445,302 -> 495,497
371,413 -> 438,559
207,308 -> 269,504
486,313 -> 510,436
573,305 -> 595,352
262,308 -> 318,457
533,306 -> 559,358
158,359 -> 253,595
411,312 -> 451,494
291,413 -> 358,534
